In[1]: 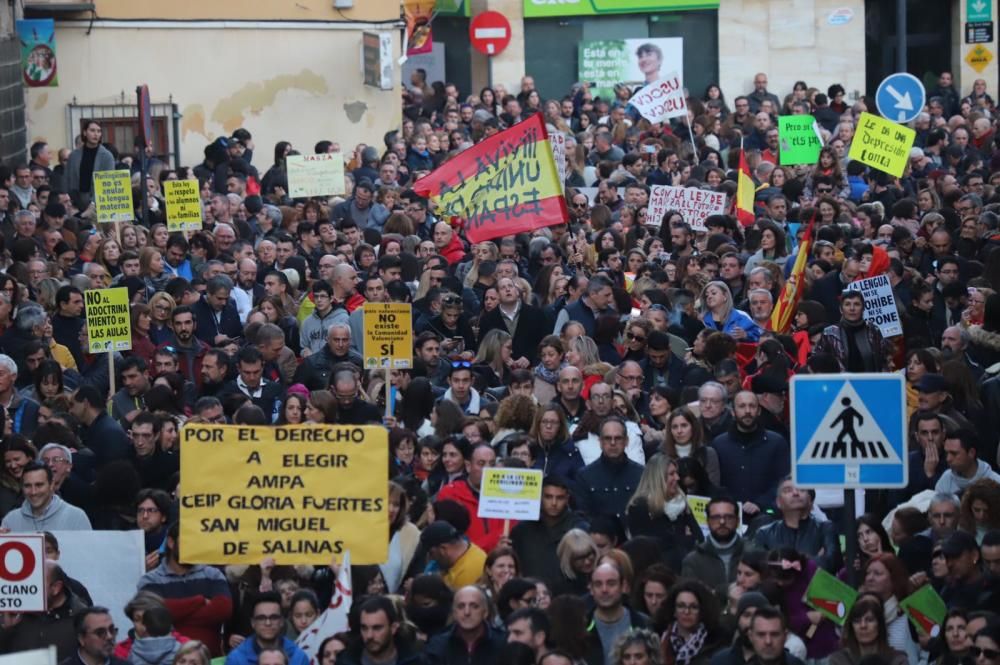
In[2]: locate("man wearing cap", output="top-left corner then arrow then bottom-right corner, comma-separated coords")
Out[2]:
940,530 -> 995,609
935,429 -> 1000,496
751,374 -> 788,440
710,592 -> 773,665
911,373 -> 973,432
421,521 -> 487,590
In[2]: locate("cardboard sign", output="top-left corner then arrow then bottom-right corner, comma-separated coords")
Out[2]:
0,535 -> 46,612
478,468 -> 543,520
646,185 -> 726,231
778,115 -> 824,165
92,170 -> 133,223
287,153 -> 346,198
0,647 -> 55,664
164,179 -> 203,232
363,303 -> 413,369
179,424 -> 388,565
630,72 -> 687,123
848,112 -> 915,178
846,273 -> 902,337
84,287 -> 132,353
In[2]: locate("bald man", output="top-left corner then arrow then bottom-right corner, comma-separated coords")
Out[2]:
434,221 -> 465,265
423,586 -> 506,664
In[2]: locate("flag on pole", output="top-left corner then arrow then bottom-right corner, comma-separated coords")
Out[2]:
803,567 -> 858,626
296,552 -> 352,665
900,585 -> 947,637
735,147 -> 756,227
412,113 -> 569,244
770,214 -> 816,334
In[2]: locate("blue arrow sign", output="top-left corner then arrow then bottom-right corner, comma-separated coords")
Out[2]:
876,73 -> 926,124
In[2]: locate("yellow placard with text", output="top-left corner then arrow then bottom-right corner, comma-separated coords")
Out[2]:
287,153 -> 346,198
179,424 -> 388,565
84,287 -> 131,353
479,468 -> 543,520
363,303 -> 413,369
93,170 -> 134,223
164,179 -> 204,231
847,112 -> 915,178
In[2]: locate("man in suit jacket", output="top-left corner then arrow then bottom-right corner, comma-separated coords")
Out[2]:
191,275 -> 242,346
477,277 -> 549,366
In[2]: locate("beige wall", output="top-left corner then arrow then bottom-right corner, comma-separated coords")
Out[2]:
956,0 -> 998,97
719,0 -> 866,104
90,0 -> 397,21
26,24 -> 401,166
470,0 -> 526,93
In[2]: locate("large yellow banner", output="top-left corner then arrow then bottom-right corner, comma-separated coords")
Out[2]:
179,424 -> 388,565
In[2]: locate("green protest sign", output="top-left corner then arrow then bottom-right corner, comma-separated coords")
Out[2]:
900,585 -> 948,637
779,115 -> 823,166
803,568 -> 857,626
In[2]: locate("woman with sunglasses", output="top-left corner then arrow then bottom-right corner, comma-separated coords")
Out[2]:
622,318 -> 652,362
971,621 -> 1000,665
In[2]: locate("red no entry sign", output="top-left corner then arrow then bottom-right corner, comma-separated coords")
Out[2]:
470,11 -> 512,56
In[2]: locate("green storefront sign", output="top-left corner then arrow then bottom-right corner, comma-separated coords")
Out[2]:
524,0 -> 719,18
968,0 -> 992,22
436,0 -> 470,17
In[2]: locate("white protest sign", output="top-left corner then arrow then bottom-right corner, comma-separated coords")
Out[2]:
0,647 -> 55,665
550,132 -> 567,192
629,71 -> 687,123
52,530 -> 144,635
0,535 -> 45,612
646,185 -> 726,231
478,469 -> 543,521
847,273 -> 902,337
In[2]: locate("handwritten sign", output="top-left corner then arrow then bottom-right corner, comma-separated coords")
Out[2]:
778,115 -> 824,166
363,303 -> 413,369
630,71 -> 687,123
164,179 -> 203,232
287,153 -> 346,198
93,170 -> 133,223
551,131 -> 567,191
179,424 -> 388,565
84,287 -> 132,353
847,273 -> 902,337
646,185 -> 725,231
478,468 -> 543,520
848,112 -> 915,178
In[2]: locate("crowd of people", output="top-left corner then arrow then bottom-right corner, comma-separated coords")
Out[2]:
0,65 -> 997,665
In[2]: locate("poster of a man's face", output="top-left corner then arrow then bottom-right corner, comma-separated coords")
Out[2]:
635,43 -> 663,83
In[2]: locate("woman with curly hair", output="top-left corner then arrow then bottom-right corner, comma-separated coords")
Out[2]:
610,629 -> 663,665
657,579 -> 724,664
959,478 -> 1000,543
491,395 -> 537,452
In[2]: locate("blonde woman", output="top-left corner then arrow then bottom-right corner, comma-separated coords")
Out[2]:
554,528 -> 599,596
700,280 -> 763,342
566,335 -> 600,371
462,241 -> 498,289
147,292 -> 177,346
625,454 -> 703,571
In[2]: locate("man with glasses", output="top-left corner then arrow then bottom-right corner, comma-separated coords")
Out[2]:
682,496 -> 747,597
331,369 -> 380,425
568,192 -> 590,223
138,522 -> 232,656
226,591 -> 308,664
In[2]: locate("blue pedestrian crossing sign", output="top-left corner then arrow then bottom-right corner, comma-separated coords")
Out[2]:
791,374 -> 907,489
876,73 -> 926,124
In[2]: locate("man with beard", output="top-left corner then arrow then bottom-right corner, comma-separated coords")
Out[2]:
712,391 -> 790,518
233,257 -> 263,323
336,596 -> 420,665
753,478 -> 839,571
682,496 -> 747,598
199,349 -> 230,399
164,306 -> 209,389
710,592 -> 772,665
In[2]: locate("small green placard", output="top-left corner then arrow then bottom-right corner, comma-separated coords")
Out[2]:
900,585 -> 948,637
803,568 -> 858,626
779,114 -> 823,166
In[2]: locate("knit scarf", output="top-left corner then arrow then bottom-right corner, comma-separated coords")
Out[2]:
669,622 -> 708,665
534,362 -> 565,385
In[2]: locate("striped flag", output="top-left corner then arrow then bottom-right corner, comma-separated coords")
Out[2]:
413,113 -> 569,243
296,551 -> 352,665
735,148 -> 756,227
770,214 -> 816,334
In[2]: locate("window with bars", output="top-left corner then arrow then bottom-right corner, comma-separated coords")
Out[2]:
66,102 -> 177,166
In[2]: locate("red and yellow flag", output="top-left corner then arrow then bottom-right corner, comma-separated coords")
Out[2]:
413,113 -> 568,244
770,215 -> 816,334
736,149 -> 756,227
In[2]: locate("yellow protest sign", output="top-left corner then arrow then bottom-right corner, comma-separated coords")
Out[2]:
478,468 -> 543,520
363,303 -> 413,369
179,424 -> 388,565
965,45 -> 993,72
287,153 -> 346,198
84,287 -> 132,353
93,170 -> 134,223
848,112 -> 915,178
164,179 -> 203,232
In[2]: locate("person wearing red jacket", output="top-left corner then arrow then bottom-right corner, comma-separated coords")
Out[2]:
436,442 -> 512,553
136,523 -> 233,657
433,221 -> 466,265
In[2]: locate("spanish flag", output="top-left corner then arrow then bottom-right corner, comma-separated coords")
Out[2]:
413,113 -> 568,244
770,214 -> 816,334
735,148 -> 756,227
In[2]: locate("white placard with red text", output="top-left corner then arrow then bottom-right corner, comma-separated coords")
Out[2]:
0,535 -> 46,613
646,185 -> 726,231
630,71 -> 687,123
